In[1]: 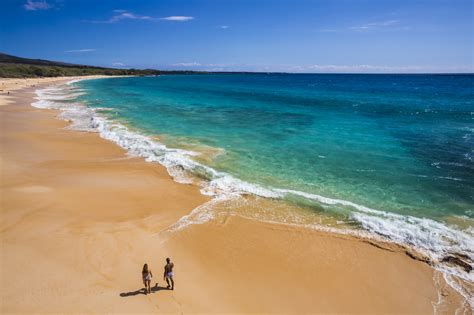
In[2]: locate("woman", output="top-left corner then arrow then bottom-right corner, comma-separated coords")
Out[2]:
142,263 -> 153,294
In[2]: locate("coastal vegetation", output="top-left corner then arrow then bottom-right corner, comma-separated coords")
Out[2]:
0,53 -> 198,77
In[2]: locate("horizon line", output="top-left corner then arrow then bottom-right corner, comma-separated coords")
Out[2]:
1,52 -> 472,75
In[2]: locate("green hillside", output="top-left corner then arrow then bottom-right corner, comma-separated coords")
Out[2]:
0,53 -> 166,78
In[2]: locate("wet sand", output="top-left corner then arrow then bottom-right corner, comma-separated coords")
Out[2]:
0,77 -> 468,313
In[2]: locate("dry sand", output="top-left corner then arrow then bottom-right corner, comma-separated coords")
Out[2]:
0,76 -> 110,106
0,77 -> 469,313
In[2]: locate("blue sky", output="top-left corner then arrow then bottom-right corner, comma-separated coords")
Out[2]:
1,0 -> 472,73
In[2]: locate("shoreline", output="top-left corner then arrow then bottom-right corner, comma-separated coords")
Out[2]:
59,75 -> 473,294
0,76 -> 115,106
46,75 -> 474,278
0,76 -> 470,313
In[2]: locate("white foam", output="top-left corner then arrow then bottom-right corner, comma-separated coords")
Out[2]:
167,195 -> 236,232
33,81 -> 474,305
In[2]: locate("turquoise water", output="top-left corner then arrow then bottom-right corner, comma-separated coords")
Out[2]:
30,73 -> 473,298
76,74 -> 473,223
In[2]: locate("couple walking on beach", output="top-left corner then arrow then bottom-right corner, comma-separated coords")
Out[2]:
142,258 -> 174,294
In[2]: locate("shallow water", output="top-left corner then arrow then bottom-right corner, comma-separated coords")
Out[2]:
33,74 -> 474,296
78,74 -> 473,219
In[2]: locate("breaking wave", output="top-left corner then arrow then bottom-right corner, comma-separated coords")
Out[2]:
33,79 -> 473,305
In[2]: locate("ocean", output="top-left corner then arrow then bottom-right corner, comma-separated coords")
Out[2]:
34,74 -> 474,293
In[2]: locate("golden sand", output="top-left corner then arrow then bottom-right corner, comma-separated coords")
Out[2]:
0,77 -> 468,313
0,76 -> 111,106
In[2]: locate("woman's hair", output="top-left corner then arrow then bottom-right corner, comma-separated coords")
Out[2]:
142,263 -> 148,274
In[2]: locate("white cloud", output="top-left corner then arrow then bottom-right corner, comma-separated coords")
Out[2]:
64,48 -> 96,53
24,0 -> 52,11
112,62 -> 126,67
86,11 -> 194,23
109,12 -> 154,23
88,11 -> 155,23
219,25 -> 229,29
160,16 -> 194,22
349,19 -> 399,31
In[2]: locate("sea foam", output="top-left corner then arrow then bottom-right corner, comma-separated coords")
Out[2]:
33,80 -> 474,305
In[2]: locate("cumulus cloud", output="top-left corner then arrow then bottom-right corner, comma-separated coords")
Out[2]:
160,16 -> 194,21
64,48 -> 96,53
24,0 -> 52,11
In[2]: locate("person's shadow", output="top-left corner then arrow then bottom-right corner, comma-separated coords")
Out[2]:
120,283 -> 168,297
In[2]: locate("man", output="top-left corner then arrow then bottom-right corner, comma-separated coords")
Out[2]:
163,257 -> 174,290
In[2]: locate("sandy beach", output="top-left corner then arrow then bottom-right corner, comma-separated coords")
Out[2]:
0,76 -> 108,106
0,77 -> 469,313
